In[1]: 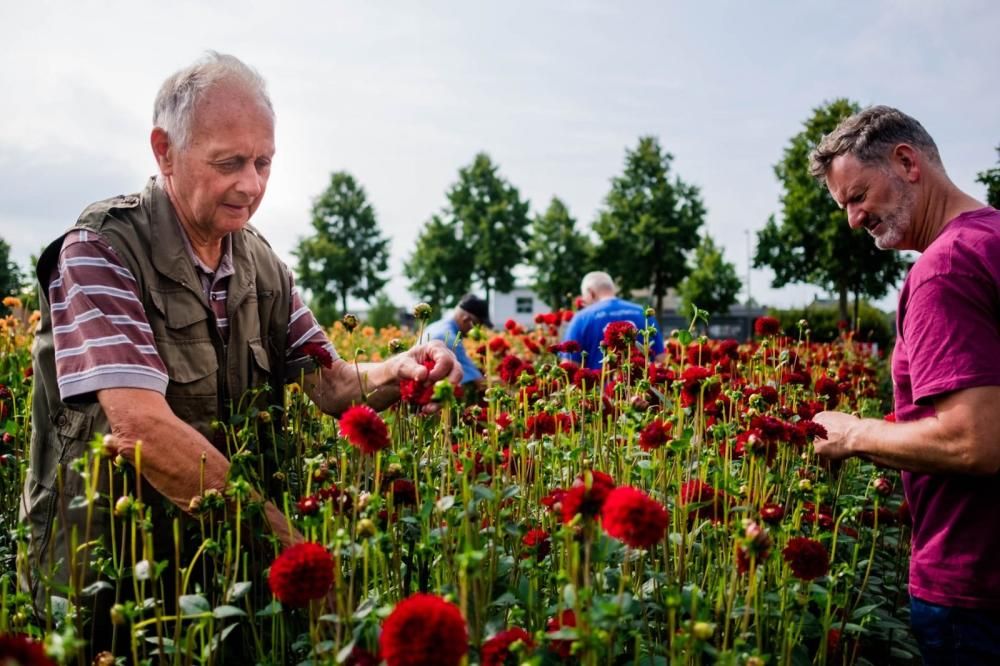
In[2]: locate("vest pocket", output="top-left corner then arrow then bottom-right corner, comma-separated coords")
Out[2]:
158,339 -> 219,434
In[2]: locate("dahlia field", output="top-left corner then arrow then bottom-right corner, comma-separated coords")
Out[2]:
0,303 -> 920,665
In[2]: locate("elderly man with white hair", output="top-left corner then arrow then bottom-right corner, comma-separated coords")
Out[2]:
22,51 -> 459,655
560,271 -> 664,369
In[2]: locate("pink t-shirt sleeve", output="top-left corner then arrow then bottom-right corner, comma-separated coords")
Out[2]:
903,272 -> 1000,406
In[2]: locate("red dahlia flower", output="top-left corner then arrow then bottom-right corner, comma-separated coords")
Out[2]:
521,528 -> 551,560
268,542 -> 334,607
399,360 -> 436,406
679,480 -> 730,524
562,470 -> 616,523
379,594 -> 468,666
602,320 -> 638,352
680,366 -> 721,407
0,634 -> 56,666
760,503 -> 785,524
481,627 -> 534,666
340,404 -> 390,454
638,419 -> 672,451
546,609 -> 578,659
299,341 -> 334,369
782,537 -> 829,580
754,316 -> 781,337
601,486 -> 669,548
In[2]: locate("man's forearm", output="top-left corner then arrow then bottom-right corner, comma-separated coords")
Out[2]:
100,389 -> 301,546
847,416 -> 992,475
304,358 -> 402,415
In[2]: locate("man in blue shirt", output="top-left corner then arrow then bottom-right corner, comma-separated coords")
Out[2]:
422,293 -> 490,389
562,271 -> 665,369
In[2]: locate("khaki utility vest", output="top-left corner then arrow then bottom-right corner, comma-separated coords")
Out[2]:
23,178 -> 291,609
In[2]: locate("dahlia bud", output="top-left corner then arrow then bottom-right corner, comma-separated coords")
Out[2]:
645,307 -> 656,317
692,621 -> 715,641
93,651 -> 115,666
257,410 -> 272,424
312,463 -> 330,483
384,462 -> 404,480
413,303 -> 432,320
113,496 -> 134,518
187,495 -> 203,513
110,603 -> 127,626
113,454 -> 126,468
747,658 -> 766,666
432,379 -> 455,402
798,478 -> 813,492
388,338 -> 406,354
873,476 -> 892,496
1,432 -> 12,446
356,518 -> 377,539
342,313 -> 359,332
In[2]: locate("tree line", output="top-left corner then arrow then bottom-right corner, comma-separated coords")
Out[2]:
3,100 -> 998,324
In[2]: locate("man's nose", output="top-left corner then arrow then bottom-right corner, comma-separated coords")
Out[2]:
236,163 -> 264,198
846,204 -> 866,230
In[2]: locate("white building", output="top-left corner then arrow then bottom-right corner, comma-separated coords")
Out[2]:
490,287 -> 552,328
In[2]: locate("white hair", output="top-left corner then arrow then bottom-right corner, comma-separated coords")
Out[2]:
581,271 -> 616,296
152,51 -> 273,149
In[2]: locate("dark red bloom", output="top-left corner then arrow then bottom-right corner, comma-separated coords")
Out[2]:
525,413 -> 557,439
504,319 -> 522,334
679,480 -> 730,523
340,404 -> 390,454
299,341 -> 334,369
520,335 -> 541,354
297,496 -> 320,516
680,366 -> 720,407
754,316 -> 781,337
498,355 -> 529,384
0,634 -> 55,666
760,503 -> 785,524
546,609 -> 578,659
488,336 -> 511,356
399,360 -> 437,406
562,470 -> 616,523
521,529 -> 551,561
268,542 -> 334,607
814,375 -> 841,407
389,479 -> 418,506
573,368 -> 601,389
379,594 -> 468,666
795,420 -> 827,442
638,419 -> 672,451
782,537 -> 829,580
601,486 -> 669,548
481,627 -> 534,666
602,321 -> 637,352
540,488 -> 566,513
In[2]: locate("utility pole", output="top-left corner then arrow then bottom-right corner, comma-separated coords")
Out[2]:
745,229 -> 752,312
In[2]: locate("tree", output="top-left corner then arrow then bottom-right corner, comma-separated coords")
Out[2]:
754,99 -> 909,325
0,239 -> 22,312
446,153 -> 530,304
404,214 -> 474,317
364,292 -> 399,330
976,145 -> 1000,208
677,234 -> 742,319
527,197 -> 593,310
294,172 -> 390,318
593,136 -> 705,315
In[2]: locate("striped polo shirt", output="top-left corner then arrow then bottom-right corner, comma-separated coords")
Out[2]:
50,227 -> 337,402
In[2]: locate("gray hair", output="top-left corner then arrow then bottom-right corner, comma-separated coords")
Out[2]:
581,271 -> 616,295
153,51 -> 273,148
809,105 -> 942,178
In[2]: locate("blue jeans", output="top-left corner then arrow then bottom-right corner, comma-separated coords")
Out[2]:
910,596 -> 1000,665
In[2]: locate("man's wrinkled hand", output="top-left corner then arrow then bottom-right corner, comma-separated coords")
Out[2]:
812,410 -> 860,461
397,340 -> 462,386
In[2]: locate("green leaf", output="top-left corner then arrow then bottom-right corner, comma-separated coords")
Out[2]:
256,600 -> 282,617
179,594 -> 210,616
212,605 -> 247,619
226,581 -> 252,602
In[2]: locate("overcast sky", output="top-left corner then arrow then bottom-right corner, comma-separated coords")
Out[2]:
1,1 -> 997,312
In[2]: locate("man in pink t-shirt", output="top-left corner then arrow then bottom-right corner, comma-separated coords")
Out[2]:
809,106 -> 1000,665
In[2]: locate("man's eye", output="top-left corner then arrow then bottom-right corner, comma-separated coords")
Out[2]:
255,158 -> 271,172
215,159 -> 242,172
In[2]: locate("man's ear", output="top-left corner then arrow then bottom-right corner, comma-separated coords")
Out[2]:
892,144 -> 921,183
151,127 -> 174,176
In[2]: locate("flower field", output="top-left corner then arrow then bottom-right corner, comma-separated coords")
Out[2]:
0,304 -> 920,665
